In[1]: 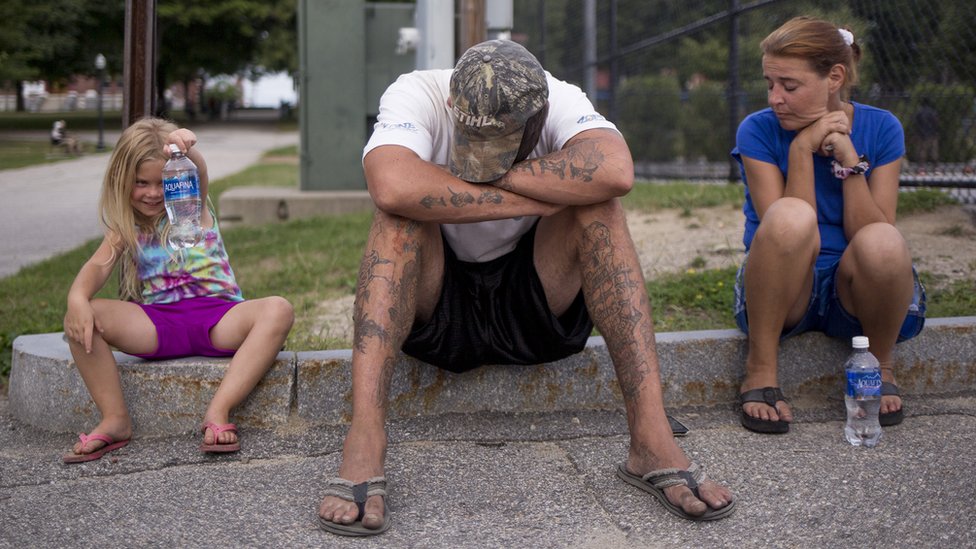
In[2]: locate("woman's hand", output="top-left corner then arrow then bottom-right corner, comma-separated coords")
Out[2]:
795,111 -> 850,154
820,130 -> 859,167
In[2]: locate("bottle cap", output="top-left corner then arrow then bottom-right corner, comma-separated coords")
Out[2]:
852,336 -> 869,349
168,143 -> 181,155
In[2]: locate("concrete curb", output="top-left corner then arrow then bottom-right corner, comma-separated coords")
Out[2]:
9,317 -> 976,435
217,187 -> 374,228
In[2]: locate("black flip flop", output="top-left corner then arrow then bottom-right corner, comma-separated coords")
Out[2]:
879,381 -> 905,426
738,387 -> 790,434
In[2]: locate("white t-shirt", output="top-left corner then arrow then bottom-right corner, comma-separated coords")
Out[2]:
364,69 -> 618,262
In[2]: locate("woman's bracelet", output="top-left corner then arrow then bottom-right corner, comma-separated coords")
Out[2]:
831,155 -> 870,180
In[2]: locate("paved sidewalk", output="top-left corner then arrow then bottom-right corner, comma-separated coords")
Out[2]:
1,392 -> 974,548
0,124 -> 299,277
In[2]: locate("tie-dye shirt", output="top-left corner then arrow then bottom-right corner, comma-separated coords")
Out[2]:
136,216 -> 243,305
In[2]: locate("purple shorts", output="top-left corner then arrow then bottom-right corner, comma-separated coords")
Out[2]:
131,296 -> 242,360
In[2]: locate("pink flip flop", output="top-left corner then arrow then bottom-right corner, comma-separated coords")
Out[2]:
200,422 -> 241,453
62,433 -> 130,464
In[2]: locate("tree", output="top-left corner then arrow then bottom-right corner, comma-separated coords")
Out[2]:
156,0 -> 297,115
0,0 -> 123,111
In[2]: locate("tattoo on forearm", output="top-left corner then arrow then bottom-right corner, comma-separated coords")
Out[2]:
580,222 -> 651,402
477,189 -> 503,205
448,187 -> 475,207
539,159 -> 567,178
420,195 -> 447,209
506,137 -> 607,184
419,188 -> 504,209
570,163 -> 598,181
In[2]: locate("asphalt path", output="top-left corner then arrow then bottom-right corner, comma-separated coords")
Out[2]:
0,124 -> 299,277
1,393 -> 974,548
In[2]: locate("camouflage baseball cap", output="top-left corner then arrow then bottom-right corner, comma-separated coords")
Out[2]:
449,40 -> 548,182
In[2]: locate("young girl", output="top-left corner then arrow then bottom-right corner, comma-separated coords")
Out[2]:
62,117 -> 294,462
731,17 -> 926,434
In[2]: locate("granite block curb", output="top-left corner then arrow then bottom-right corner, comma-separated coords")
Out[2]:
9,317 -> 976,435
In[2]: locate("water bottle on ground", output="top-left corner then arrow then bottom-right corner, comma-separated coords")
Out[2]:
162,144 -> 202,249
844,336 -> 883,447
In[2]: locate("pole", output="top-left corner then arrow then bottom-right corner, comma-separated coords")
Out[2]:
609,0 -> 618,121
583,0 -> 597,102
459,0 -> 486,51
727,0 -> 741,182
95,53 -> 106,151
97,73 -> 105,150
123,0 -> 157,128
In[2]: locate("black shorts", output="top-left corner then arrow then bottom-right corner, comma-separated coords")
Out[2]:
402,222 -> 593,373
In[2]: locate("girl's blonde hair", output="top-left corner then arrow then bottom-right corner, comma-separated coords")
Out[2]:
99,117 -> 178,301
761,16 -> 862,100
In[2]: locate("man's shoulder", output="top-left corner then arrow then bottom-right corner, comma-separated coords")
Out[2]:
390,69 -> 452,90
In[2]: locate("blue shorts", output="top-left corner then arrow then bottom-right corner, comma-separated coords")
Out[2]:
733,254 -> 926,342
132,296 -> 241,360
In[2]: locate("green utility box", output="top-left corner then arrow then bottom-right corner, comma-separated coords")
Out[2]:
298,0 -> 416,190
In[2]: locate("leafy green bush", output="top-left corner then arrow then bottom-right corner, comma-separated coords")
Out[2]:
616,74 -> 683,161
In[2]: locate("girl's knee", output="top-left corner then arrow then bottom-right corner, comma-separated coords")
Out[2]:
262,296 -> 295,329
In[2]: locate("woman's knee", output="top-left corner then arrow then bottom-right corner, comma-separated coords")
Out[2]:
754,198 -> 818,250
848,223 -> 911,270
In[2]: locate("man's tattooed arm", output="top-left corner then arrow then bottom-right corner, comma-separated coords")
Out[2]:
419,187 -> 505,209
490,129 -> 630,204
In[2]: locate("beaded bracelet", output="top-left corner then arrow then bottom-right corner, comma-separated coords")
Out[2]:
831,155 -> 870,180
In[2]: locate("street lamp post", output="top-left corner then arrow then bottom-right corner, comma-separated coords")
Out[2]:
95,53 -> 106,151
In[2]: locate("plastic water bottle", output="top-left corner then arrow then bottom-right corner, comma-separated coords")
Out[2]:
162,144 -> 202,249
844,336 -> 883,447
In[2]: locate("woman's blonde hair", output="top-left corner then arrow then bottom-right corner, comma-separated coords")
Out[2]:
99,117 -> 178,301
761,16 -> 862,100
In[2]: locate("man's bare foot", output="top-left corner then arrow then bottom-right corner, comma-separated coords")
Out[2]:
318,425 -> 388,530
626,433 -> 734,517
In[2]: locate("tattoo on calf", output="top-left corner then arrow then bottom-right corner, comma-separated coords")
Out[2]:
373,356 -> 397,406
353,220 -> 422,356
581,222 -> 649,401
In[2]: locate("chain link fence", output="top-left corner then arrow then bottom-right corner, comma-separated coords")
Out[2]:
512,0 -> 976,202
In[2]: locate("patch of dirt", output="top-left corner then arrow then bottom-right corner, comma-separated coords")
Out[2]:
894,205 -> 976,282
626,203 -> 976,283
626,205 -> 744,277
310,203 -> 976,343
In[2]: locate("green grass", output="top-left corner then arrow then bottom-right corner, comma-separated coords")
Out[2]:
263,144 -> 299,157
0,111 -> 124,131
897,188 -> 959,215
625,180 -> 744,213
0,139 -> 108,170
647,266 -> 737,331
209,161 -> 299,206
